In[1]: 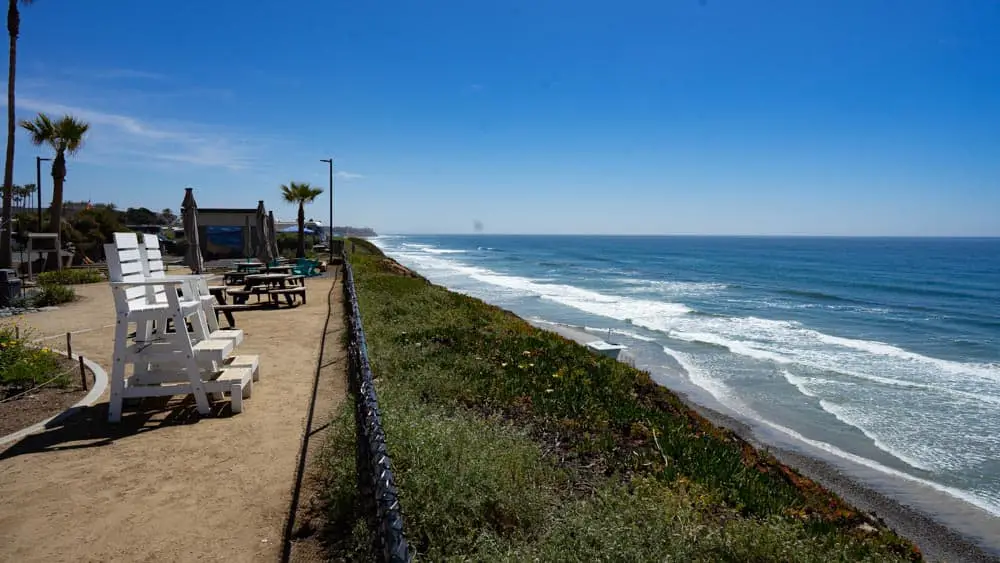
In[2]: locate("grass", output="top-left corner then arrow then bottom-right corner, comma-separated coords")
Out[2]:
320,241 -> 922,561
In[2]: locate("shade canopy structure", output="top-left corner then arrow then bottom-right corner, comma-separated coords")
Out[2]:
181,188 -> 204,274
254,200 -> 273,263
267,211 -> 279,259
281,225 -> 314,234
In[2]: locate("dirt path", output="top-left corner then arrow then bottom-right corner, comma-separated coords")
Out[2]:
0,271 -> 347,562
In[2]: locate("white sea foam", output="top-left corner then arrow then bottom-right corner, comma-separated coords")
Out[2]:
819,400 -> 936,471
583,326 -> 659,342
618,279 -> 728,296
781,370 -> 818,398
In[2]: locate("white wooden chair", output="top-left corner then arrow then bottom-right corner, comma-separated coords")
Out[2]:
105,236 -> 254,422
137,233 -> 241,343
136,233 -> 259,383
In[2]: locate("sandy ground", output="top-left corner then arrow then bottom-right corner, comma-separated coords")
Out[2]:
0,270 -> 347,562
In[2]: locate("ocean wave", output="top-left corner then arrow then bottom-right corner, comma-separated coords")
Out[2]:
818,400 -> 936,471
813,331 -> 1000,384
388,251 -> 692,319
776,288 -> 862,304
781,370 -> 818,398
617,279 -> 729,296
398,242 -> 467,254
583,326 -> 659,342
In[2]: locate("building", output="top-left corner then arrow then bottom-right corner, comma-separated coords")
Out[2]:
195,207 -> 262,261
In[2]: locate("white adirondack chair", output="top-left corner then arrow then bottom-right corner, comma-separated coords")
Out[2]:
105,235 -> 254,423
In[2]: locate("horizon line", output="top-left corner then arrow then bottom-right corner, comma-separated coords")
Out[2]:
378,233 -> 1000,239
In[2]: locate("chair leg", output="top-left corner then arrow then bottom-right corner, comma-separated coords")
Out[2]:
108,316 -> 130,423
231,383 -> 244,413
170,306 -> 211,416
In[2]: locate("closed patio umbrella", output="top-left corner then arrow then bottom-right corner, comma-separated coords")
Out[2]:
255,200 -> 272,264
268,210 -> 279,259
243,216 -> 253,261
181,187 -> 204,274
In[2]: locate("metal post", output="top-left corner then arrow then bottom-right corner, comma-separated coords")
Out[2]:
35,156 -> 50,231
320,158 -> 334,244
35,157 -> 42,231
330,159 -> 334,242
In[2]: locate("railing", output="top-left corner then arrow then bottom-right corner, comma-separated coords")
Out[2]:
343,257 -> 412,562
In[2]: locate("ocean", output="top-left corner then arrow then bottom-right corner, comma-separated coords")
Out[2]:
373,235 -> 1000,545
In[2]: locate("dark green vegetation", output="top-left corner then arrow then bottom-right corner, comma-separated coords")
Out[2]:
320,241 -> 921,561
11,203 -> 176,263
31,283 -> 75,306
36,268 -> 102,285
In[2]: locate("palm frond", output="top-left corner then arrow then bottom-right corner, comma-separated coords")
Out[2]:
19,113 -> 89,153
279,181 -> 324,203
20,113 -> 55,148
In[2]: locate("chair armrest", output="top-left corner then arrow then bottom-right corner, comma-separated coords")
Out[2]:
110,279 -> 186,287
156,274 -> 211,282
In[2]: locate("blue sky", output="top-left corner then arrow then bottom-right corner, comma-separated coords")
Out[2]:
5,0 -> 1000,235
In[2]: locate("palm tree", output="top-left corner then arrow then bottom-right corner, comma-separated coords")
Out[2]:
21,113 -> 89,268
280,181 -> 323,258
14,182 -> 33,211
0,0 -> 36,268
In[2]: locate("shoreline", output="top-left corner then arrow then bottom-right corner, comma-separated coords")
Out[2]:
528,320 -> 999,563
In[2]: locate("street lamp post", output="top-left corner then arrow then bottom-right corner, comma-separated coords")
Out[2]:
320,158 -> 333,244
36,156 -> 50,231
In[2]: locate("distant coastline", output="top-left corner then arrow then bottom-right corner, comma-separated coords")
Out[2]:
331,226 -> 376,237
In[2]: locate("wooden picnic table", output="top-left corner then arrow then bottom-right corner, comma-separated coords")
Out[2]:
234,261 -> 264,273
232,273 -> 307,306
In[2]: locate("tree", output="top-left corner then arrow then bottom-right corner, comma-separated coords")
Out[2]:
20,113 -> 89,268
122,206 -> 158,225
0,0 -> 36,268
280,181 -> 323,258
13,182 -> 33,210
159,207 -> 177,225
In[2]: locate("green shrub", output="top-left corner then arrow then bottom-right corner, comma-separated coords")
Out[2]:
37,269 -> 103,285
0,323 -> 68,391
33,284 -> 76,307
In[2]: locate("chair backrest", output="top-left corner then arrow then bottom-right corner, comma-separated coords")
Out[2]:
139,233 -> 170,304
140,232 -> 214,301
105,232 -> 150,312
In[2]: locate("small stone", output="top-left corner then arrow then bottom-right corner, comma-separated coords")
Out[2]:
40,306 -> 59,312
857,523 -> 878,533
